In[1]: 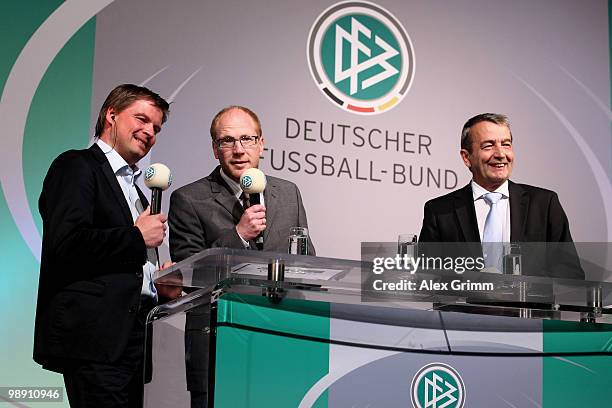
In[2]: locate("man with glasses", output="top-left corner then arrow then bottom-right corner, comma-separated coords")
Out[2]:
168,105 -> 314,407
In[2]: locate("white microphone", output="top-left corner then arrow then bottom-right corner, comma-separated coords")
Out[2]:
144,163 -> 172,214
239,168 -> 266,205
240,168 -> 266,249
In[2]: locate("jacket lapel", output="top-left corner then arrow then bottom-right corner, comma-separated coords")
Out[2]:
90,144 -> 133,225
453,183 -> 480,242
135,184 -> 149,211
508,180 -> 528,242
209,167 -> 243,223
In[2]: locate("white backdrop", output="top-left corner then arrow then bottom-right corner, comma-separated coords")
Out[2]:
90,0 -> 611,262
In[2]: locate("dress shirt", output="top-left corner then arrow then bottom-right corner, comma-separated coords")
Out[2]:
96,139 -> 157,298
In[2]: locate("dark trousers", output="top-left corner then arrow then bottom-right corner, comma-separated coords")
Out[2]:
190,391 -> 208,408
63,299 -> 153,408
186,306 -> 211,408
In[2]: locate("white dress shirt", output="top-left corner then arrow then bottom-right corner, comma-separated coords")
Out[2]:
96,139 -> 158,299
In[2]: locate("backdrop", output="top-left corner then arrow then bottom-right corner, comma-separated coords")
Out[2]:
2,0 -> 611,405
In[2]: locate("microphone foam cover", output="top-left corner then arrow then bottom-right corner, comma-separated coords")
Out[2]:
144,163 -> 173,191
240,168 -> 266,194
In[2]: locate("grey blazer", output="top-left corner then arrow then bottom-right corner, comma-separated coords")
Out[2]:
169,165 -> 315,396
169,166 -> 315,262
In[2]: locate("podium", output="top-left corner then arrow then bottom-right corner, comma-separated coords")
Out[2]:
144,248 -> 612,407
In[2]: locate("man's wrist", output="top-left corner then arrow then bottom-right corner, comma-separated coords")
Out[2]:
235,227 -> 250,248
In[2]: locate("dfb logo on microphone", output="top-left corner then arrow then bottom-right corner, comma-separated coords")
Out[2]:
241,175 -> 253,189
145,166 -> 156,181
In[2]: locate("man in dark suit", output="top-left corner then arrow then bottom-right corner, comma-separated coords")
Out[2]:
419,113 -> 583,279
34,84 -> 177,407
168,105 -> 315,407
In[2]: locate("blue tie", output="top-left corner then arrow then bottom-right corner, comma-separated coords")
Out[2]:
483,192 -> 503,272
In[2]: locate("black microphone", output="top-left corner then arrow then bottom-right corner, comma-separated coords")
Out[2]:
144,163 -> 173,214
240,168 -> 267,250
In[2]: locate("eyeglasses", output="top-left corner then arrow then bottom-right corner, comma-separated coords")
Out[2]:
214,135 -> 260,149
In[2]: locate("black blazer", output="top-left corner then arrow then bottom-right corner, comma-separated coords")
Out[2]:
34,144 -> 148,372
419,181 -> 584,279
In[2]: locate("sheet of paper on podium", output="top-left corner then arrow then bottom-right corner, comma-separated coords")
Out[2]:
232,262 -> 344,281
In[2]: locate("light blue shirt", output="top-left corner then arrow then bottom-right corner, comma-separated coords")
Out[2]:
96,139 -> 158,299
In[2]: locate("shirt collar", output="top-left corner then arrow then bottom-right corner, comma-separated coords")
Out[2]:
471,179 -> 509,201
219,168 -> 242,197
96,139 -> 141,178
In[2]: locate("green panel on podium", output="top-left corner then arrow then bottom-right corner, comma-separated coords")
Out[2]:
543,320 -> 612,406
215,293 -> 330,407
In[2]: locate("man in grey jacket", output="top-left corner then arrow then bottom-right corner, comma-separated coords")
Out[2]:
169,105 -> 314,257
168,105 -> 314,407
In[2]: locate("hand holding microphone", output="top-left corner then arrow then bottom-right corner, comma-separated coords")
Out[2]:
237,168 -> 267,247
144,163 -> 172,214
136,163 -> 172,248
141,165 -> 182,299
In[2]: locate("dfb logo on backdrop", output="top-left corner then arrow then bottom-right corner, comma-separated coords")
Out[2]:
307,1 -> 415,115
411,363 -> 465,408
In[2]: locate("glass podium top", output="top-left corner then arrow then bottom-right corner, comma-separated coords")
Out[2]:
155,248 -> 612,320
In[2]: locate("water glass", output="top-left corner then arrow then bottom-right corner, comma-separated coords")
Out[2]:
503,243 -> 522,275
397,234 -> 418,257
288,227 -> 309,255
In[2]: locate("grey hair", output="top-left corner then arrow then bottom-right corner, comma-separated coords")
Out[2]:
460,113 -> 512,151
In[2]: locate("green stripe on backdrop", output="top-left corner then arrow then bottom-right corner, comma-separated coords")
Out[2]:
542,320 -> 612,406
0,1 -> 96,403
0,1 -> 63,95
23,19 -> 96,234
215,293 -> 330,407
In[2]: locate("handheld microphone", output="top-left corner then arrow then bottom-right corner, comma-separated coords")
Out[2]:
240,168 -> 267,249
240,168 -> 266,204
144,163 -> 173,214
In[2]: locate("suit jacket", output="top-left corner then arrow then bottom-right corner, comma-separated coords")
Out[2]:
169,166 -> 315,261
418,181 -> 583,279
168,166 -> 315,394
34,144 -> 149,372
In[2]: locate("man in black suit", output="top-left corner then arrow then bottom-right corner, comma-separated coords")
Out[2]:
169,106 -> 315,407
419,113 -> 583,279
34,84 -> 178,407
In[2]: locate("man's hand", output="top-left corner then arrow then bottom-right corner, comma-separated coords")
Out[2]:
135,206 -> 167,248
236,204 -> 266,241
155,260 -> 183,300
